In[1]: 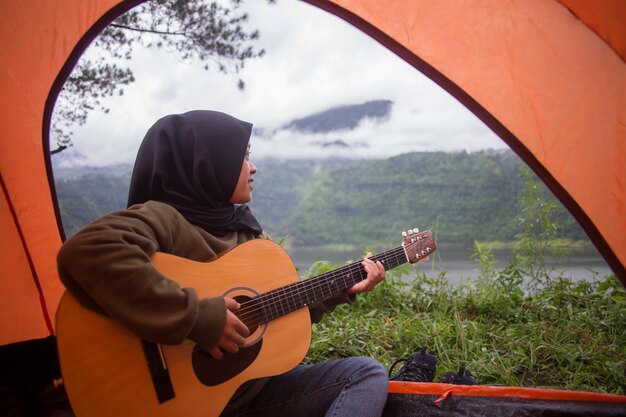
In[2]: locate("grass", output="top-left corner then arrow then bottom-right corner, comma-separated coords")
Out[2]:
472,239 -> 596,252
304,260 -> 626,394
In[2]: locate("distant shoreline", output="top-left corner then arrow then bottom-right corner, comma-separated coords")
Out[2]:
283,239 -> 598,254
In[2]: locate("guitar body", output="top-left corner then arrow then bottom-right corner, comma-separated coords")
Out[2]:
56,239 -> 311,417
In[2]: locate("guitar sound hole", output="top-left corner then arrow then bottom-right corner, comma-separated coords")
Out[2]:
233,294 -> 259,334
224,289 -> 268,347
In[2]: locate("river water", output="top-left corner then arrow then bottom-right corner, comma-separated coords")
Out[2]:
289,246 -> 615,284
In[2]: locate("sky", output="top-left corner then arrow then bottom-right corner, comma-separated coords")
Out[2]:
52,0 -> 508,168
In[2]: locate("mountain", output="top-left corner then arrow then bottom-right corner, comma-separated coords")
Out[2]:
245,99 -> 397,158
55,150 -> 588,248
280,100 -> 393,134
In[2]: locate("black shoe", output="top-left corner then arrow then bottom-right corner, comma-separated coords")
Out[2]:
389,345 -> 437,382
443,364 -> 476,385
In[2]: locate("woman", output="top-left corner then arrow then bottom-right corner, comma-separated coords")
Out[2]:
57,110 -> 389,416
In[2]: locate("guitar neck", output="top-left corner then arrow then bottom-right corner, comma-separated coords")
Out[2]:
249,246 -> 408,324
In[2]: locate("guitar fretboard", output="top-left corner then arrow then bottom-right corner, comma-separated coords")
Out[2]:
246,246 -> 408,324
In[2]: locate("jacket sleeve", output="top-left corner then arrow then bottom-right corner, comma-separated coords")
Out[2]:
57,202 -> 226,352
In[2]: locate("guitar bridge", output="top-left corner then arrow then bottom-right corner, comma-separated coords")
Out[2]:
141,341 -> 175,404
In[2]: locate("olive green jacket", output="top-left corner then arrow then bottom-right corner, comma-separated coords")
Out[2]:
57,200 -> 352,354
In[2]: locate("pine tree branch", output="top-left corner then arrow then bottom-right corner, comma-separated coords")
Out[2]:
109,23 -> 186,37
50,145 -> 68,155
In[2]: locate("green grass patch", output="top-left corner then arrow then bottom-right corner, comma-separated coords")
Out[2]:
304,261 -> 625,394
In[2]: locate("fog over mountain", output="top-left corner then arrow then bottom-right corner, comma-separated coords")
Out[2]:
250,99 -> 399,160
54,98 -> 454,171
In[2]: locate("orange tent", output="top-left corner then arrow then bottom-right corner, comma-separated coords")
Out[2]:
0,0 -> 624,346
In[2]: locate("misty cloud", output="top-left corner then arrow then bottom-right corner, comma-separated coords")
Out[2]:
52,0 -> 507,169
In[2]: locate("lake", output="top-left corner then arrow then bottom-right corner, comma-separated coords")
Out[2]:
288,245 -> 615,284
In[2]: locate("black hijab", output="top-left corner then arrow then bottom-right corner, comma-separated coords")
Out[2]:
127,110 -> 262,236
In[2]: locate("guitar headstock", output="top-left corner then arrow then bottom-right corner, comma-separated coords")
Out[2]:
402,228 -> 436,264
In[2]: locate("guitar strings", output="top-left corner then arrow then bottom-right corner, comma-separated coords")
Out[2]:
234,232 -> 423,324
234,243 -> 417,326
233,241 -> 424,327
234,243 -> 419,326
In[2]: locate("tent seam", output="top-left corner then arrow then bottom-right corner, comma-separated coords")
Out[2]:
0,172 -> 54,335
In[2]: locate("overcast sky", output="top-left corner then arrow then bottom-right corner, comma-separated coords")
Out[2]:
53,0 -> 508,167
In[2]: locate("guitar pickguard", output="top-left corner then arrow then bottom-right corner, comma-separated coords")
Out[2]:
191,341 -> 262,386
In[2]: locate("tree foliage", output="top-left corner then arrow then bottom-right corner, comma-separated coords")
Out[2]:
51,0 -> 268,154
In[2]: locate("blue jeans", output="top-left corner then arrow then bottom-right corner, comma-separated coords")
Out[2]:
225,356 -> 389,417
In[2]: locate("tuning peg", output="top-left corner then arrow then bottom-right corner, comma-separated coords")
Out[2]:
402,231 -> 408,237
413,227 -> 419,233
407,229 -> 414,235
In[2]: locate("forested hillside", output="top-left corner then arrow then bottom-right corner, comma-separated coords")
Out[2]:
56,173 -> 131,237
252,151 -> 586,247
55,150 -> 587,246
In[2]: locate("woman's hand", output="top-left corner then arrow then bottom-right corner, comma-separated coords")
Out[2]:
347,253 -> 385,294
209,298 -> 250,360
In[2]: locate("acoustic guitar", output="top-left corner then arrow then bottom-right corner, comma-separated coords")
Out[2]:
56,229 -> 435,417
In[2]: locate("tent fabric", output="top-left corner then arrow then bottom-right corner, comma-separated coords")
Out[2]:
384,381 -> 626,416
558,0 -> 626,61
1,175 -> 54,342
311,0 -> 626,281
0,0 -> 624,347
0,0 -> 140,345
